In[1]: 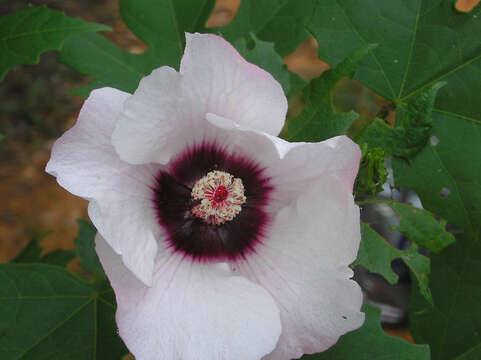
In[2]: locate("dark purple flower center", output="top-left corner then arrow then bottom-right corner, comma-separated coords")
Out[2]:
153,142 -> 272,261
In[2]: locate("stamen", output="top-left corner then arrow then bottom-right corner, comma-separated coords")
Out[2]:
191,170 -> 246,225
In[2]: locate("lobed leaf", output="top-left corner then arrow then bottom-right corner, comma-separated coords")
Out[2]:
60,0 -> 215,97
61,0 -> 312,98
215,0 -> 313,57
13,234 -> 75,267
354,222 -> 432,304
75,220 -> 105,277
390,16 -> 481,355
357,82 -> 445,159
39,250 -> 76,267
284,44 -> 376,142
455,343 -> 481,360
388,202 -> 455,254
302,303 -> 430,359
409,234 -> 481,360
0,6 -> 109,80
234,33 -> 290,94
308,4 -> 481,355
394,107 -> 481,359
13,235 -> 43,263
353,144 -> 388,196
0,264 -> 127,359
308,0 -> 481,103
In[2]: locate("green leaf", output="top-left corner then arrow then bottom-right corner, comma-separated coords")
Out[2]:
302,303 -> 430,359
284,44 -> 376,142
217,0 -> 313,57
357,82 -> 445,159
60,0 -> 215,97
456,344 -> 481,360
13,234 -> 75,267
394,105 -> 481,359
354,222 -> 432,304
0,6 -> 109,80
311,2 -> 481,356
212,0 -> 314,96
119,0 -> 214,63
234,33 -> 290,94
13,236 -> 43,263
388,202 -> 455,254
308,0 -> 481,102
75,220 -> 105,277
393,111 -> 480,242
309,0 -> 481,167
41,250 -> 76,267
60,32 -> 153,98
0,264 -> 127,359
287,71 -> 307,98
354,144 -> 388,196
409,236 -> 481,360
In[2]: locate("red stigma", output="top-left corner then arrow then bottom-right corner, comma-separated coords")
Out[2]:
213,186 -> 229,203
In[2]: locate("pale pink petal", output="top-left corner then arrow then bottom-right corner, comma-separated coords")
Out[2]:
181,33 -> 287,136
46,87 -> 161,285
234,176 -> 364,359
96,235 -> 282,360
112,66 -> 191,165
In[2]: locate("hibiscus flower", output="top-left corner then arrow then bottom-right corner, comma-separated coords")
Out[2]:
47,33 -> 364,360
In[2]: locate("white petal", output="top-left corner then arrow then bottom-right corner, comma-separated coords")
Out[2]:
46,87 -> 130,198
46,87 -> 161,285
267,136 -> 361,209
205,113 -> 281,166
234,176 -> 364,359
112,66 -> 190,165
96,235 -> 282,360
181,33 -> 287,136
113,33 -> 287,165
205,114 -> 361,211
